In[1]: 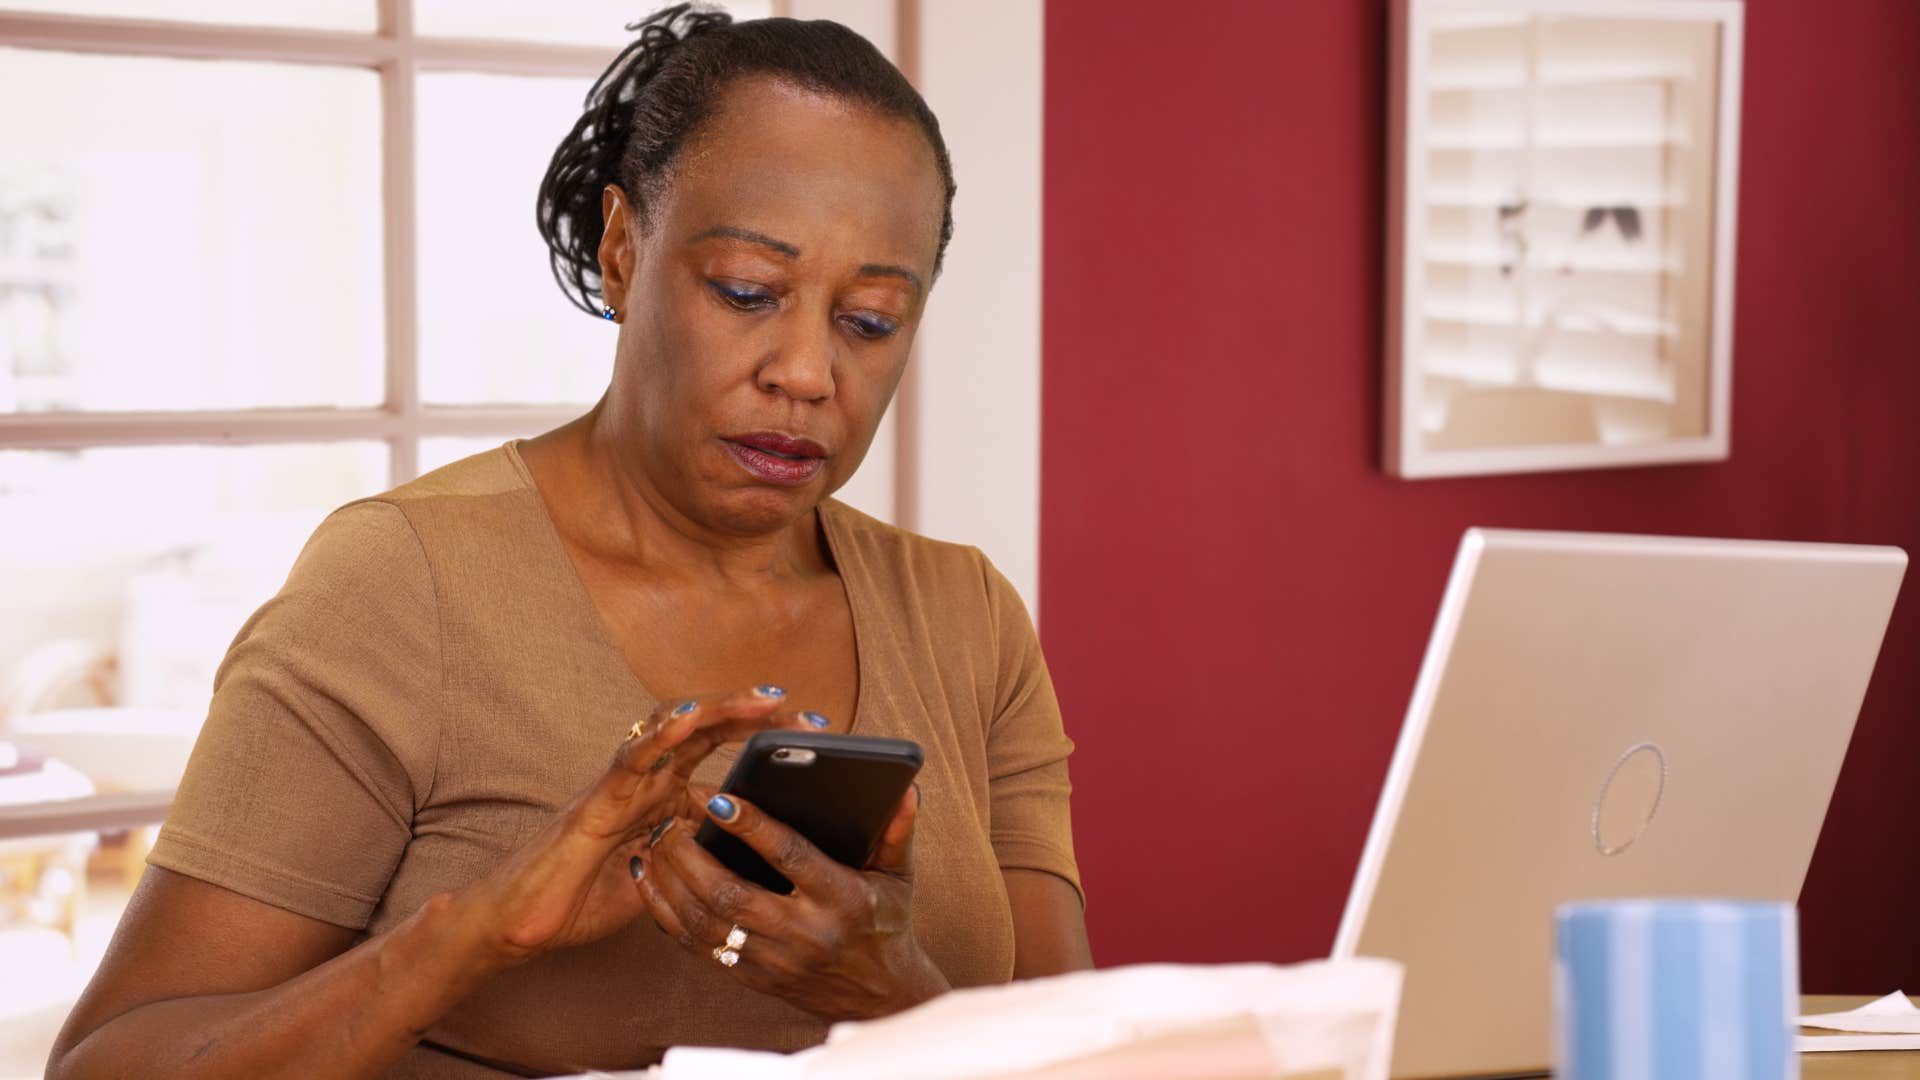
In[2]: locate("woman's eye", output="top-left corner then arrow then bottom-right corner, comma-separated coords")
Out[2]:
710,281 -> 775,311
841,312 -> 900,340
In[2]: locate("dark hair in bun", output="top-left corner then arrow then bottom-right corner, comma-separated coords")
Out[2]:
536,3 -> 956,317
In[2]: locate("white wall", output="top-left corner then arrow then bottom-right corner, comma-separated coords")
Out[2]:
785,0 -> 894,45
910,2 -> 1044,616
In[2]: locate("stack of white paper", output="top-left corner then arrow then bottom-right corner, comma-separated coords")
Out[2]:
568,958 -> 1403,1080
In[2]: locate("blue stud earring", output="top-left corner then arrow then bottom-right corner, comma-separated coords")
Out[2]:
601,305 -> 617,321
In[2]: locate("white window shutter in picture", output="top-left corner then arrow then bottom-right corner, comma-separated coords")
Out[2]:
1384,0 -> 1744,478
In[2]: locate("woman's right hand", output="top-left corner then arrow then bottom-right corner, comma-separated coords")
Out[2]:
456,686 -> 818,966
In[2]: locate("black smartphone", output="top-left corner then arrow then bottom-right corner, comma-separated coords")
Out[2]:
694,731 -> 924,895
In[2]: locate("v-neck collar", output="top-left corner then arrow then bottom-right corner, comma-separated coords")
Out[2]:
501,439 -> 870,737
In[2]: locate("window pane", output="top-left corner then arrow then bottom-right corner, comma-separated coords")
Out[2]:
1,442 -> 388,719
0,441 -> 383,1072
416,71 -> 609,406
415,0 -> 773,46
0,0 -> 373,30
0,49 -> 384,413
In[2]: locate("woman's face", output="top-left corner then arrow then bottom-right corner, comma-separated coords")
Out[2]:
600,74 -> 944,537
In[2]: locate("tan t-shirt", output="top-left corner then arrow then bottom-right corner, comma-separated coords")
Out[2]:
148,443 -> 1080,1078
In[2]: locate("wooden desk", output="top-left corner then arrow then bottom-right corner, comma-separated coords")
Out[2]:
1803,996 -> 1920,1079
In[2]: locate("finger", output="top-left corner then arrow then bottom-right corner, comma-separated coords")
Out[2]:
639,842 -> 727,953
663,698 -> 827,777
700,792 -> 843,896
626,694 -> 701,745
636,687 -> 817,781
644,815 -> 678,852
638,866 -> 694,948
653,685 -> 787,749
649,810 -> 778,928
648,827 -> 839,994
642,849 -> 799,994
867,784 -> 920,880
594,688 -> 807,818
675,783 -> 718,824
593,696 -> 701,801
594,693 -> 715,808
565,747 -> 678,845
603,835 -> 654,922
644,843 -> 809,990
708,931 -> 811,997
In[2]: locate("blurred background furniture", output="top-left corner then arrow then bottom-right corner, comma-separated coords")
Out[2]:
6,707 -> 197,885
0,742 -> 94,942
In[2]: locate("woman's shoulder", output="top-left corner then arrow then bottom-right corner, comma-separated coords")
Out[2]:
332,442 -> 545,545
822,498 -> 991,585
293,443 -> 549,595
821,499 -> 1032,632
379,442 -> 529,504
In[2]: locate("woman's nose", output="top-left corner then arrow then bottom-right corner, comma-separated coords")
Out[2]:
756,313 -> 838,402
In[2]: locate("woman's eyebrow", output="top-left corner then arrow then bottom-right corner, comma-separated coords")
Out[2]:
858,263 -> 923,296
689,225 -> 800,257
689,225 -> 924,296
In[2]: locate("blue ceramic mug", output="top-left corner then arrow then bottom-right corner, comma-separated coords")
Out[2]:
1554,900 -> 1798,1080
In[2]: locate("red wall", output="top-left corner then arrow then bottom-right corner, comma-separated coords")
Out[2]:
1041,0 -> 1920,991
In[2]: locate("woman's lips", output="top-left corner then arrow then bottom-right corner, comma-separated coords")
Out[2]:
722,434 -> 827,487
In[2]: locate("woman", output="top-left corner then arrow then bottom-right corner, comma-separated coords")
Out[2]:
47,8 -> 1089,1078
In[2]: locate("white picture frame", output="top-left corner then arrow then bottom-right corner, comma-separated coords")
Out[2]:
1384,0 -> 1745,479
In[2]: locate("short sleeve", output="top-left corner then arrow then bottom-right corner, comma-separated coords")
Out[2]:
147,500 -> 442,930
977,554 -> 1083,907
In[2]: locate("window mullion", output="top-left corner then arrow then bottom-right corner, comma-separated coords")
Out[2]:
380,0 -> 420,487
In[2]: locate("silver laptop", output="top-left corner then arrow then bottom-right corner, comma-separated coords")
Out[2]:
1332,529 -> 1907,1079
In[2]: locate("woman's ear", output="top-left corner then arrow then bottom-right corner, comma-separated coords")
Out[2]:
597,184 -> 637,319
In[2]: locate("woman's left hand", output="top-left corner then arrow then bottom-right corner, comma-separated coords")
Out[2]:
637,786 -> 951,1021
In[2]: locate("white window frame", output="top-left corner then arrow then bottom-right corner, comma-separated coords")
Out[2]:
0,0 -> 774,838
0,1 -> 801,482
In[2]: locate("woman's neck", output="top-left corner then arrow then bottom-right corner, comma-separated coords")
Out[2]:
522,410 -> 827,591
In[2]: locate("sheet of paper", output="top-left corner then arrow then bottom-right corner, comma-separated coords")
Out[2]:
1799,991 -> 1920,1034
1795,991 -> 1920,1053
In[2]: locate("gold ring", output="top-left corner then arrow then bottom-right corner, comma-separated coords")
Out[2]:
627,720 -> 646,741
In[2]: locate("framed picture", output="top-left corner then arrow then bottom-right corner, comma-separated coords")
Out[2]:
1383,0 -> 1744,479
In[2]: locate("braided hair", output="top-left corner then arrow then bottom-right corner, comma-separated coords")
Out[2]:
536,4 -> 956,318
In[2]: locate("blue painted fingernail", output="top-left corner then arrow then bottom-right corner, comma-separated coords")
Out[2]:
629,855 -> 644,881
671,700 -> 696,716
649,818 -> 675,845
755,685 -> 786,698
803,711 -> 830,729
707,795 -> 738,821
